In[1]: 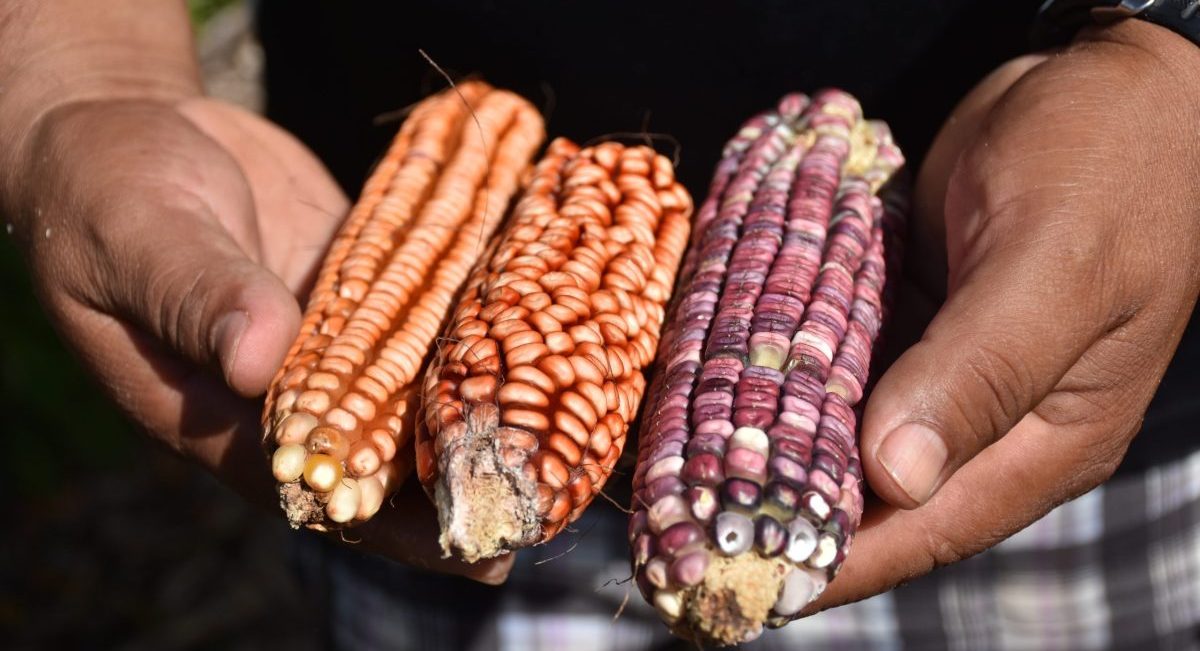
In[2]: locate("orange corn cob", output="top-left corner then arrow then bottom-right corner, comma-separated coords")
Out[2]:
418,138 -> 693,561
263,81 -> 545,530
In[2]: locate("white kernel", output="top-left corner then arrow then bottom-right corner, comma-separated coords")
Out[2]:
356,477 -> 385,521
785,518 -> 819,563
275,411 -> 318,446
806,534 -> 838,569
773,569 -> 817,616
271,444 -> 307,482
653,590 -> 682,621
326,478 -> 362,523
730,427 -> 769,456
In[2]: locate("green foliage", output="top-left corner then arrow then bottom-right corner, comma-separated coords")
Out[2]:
188,0 -> 241,28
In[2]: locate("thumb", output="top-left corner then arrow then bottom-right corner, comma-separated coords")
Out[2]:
100,207 -> 300,397
861,200 -> 1108,509
64,117 -> 302,396
29,100 -> 303,397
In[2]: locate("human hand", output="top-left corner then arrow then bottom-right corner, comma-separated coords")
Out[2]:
809,19 -> 1200,609
0,78 -> 511,583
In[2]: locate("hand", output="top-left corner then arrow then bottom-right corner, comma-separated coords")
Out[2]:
811,19 -> 1200,609
3,90 -> 512,583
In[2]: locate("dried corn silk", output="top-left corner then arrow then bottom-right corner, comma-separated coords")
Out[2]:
420,138 -> 693,561
262,81 -> 545,530
629,90 -> 907,645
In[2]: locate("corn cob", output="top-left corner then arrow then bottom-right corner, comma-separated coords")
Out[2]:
629,90 -> 906,645
262,81 -> 545,530
419,138 -> 693,561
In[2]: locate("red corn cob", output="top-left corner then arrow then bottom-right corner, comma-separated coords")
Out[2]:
419,138 -> 693,561
629,90 -> 906,645
262,82 -> 544,530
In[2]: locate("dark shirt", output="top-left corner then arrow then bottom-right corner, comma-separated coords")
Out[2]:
257,0 -> 1198,477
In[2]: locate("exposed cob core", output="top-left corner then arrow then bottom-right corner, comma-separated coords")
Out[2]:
629,90 -> 906,645
419,138 -> 693,561
262,82 -> 545,530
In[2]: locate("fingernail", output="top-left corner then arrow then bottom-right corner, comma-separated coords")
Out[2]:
876,423 -> 948,505
213,311 -> 248,382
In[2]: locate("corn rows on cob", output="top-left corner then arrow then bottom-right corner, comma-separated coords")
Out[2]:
262,82 -> 545,530
419,138 -> 693,561
629,90 -> 906,646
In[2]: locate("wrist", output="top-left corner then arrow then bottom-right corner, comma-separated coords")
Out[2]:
0,1 -> 202,221
1073,18 -> 1200,103
0,2 -> 202,154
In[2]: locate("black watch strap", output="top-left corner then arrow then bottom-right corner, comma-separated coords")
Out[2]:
1033,0 -> 1200,49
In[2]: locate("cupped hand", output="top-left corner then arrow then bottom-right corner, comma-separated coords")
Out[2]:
3,95 -> 511,583
811,19 -> 1200,609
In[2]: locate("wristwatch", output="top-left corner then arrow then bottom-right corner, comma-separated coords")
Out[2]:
1032,0 -> 1200,48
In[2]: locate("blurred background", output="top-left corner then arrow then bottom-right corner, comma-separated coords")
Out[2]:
0,2 -> 325,649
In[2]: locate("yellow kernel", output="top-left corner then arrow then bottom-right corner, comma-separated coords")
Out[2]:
303,454 -> 342,493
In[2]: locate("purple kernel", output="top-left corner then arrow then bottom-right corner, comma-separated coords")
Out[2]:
772,438 -> 813,464
659,521 -> 705,557
824,508 -> 851,540
644,475 -> 686,504
764,481 -> 801,516
755,516 -> 787,557
720,478 -> 762,512
645,456 -> 685,485
695,419 -> 734,437
669,551 -> 710,587
732,407 -> 774,429
682,453 -> 724,486
725,447 -> 767,481
686,432 -> 727,458
768,456 -> 808,486
633,533 -> 656,566
628,509 -> 648,543
647,441 -> 686,465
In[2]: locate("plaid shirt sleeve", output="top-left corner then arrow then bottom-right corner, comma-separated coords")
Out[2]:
302,447 -> 1200,651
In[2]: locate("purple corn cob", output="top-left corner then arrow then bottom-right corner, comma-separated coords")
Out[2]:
630,90 -> 907,646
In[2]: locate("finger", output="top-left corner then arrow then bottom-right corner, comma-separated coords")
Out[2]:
36,101 -> 302,397
92,199 -> 300,397
860,183 -> 1111,508
808,394 -> 1135,613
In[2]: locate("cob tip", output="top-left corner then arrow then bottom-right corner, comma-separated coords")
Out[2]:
665,555 -> 828,646
433,402 -> 541,561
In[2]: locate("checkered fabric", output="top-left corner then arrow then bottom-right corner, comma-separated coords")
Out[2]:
301,449 -> 1200,651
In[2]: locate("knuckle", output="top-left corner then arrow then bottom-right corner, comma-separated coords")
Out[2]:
144,260 -> 221,357
922,527 -> 969,569
943,340 -> 1034,446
